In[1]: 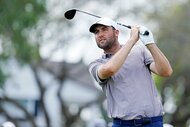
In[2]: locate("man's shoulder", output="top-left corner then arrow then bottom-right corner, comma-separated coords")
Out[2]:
132,41 -> 147,53
89,57 -> 105,65
134,41 -> 146,48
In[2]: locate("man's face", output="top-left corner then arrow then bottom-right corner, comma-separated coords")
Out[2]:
94,25 -> 119,50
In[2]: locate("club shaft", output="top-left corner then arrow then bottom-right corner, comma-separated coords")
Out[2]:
77,10 -> 101,18
117,23 -> 131,29
75,9 -> 149,35
77,10 -> 131,28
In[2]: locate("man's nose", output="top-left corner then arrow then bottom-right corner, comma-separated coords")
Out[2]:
97,31 -> 104,37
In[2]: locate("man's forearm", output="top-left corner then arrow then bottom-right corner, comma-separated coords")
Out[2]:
147,44 -> 173,77
98,39 -> 136,79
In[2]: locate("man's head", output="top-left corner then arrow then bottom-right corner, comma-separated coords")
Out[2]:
89,17 -> 118,33
89,17 -> 120,51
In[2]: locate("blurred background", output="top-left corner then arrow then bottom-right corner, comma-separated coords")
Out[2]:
0,0 -> 190,127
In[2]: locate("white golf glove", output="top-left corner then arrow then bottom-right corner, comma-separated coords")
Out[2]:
139,26 -> 155,45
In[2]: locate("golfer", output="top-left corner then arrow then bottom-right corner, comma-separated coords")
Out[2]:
88,17 -> 173,127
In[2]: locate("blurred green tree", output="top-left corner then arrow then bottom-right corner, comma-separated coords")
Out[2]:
0,0 -> 45,62
0,0 -> 45,87
0,1 -> 46,127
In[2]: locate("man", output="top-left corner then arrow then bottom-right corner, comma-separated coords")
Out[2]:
88,17 -> 173,127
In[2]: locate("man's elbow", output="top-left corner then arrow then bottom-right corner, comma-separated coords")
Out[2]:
99,64 -> 116,79
103,65 -> 116,76
162,68 -> 173,77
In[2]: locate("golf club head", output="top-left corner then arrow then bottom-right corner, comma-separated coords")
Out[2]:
64,9 -> 77,20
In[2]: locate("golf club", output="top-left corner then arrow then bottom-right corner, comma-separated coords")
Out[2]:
64,9 -> 149,35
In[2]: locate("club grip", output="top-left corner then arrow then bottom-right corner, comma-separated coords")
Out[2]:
117,23 -> 149,35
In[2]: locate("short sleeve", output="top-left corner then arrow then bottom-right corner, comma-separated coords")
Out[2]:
88,59 -> 108,85
143,46 -> 154,65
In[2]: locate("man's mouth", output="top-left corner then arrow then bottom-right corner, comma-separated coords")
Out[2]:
99,39 -> 106,43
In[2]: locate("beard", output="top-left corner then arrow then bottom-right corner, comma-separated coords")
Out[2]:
96,35 -> 117,51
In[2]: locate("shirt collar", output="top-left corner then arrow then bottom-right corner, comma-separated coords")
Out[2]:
102,45 -> 122,59
102,53 -> 112,59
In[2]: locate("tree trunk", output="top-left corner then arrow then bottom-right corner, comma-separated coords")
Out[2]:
31,64 -> 51,127
0,96 -> 37,127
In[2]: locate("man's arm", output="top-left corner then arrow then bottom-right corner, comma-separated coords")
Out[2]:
147,44 -> 173,77
139,26 -> 173,77
98,26 -> 139,80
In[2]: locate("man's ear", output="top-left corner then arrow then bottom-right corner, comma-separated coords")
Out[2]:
115,29 -> 119,36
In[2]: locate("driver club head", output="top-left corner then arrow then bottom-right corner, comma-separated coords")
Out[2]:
64,9 -> 77,20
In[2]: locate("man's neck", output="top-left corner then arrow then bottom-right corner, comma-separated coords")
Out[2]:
104,42 -> 121,55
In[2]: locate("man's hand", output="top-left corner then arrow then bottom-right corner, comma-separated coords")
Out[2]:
129,25 -> 140,44
139,26 -> 155,45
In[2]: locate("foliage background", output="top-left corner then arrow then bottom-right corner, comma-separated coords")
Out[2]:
0,0 -> 190,127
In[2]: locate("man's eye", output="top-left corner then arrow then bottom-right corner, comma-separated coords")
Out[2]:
102,27 -> 108,31
94,30 -> 98,34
